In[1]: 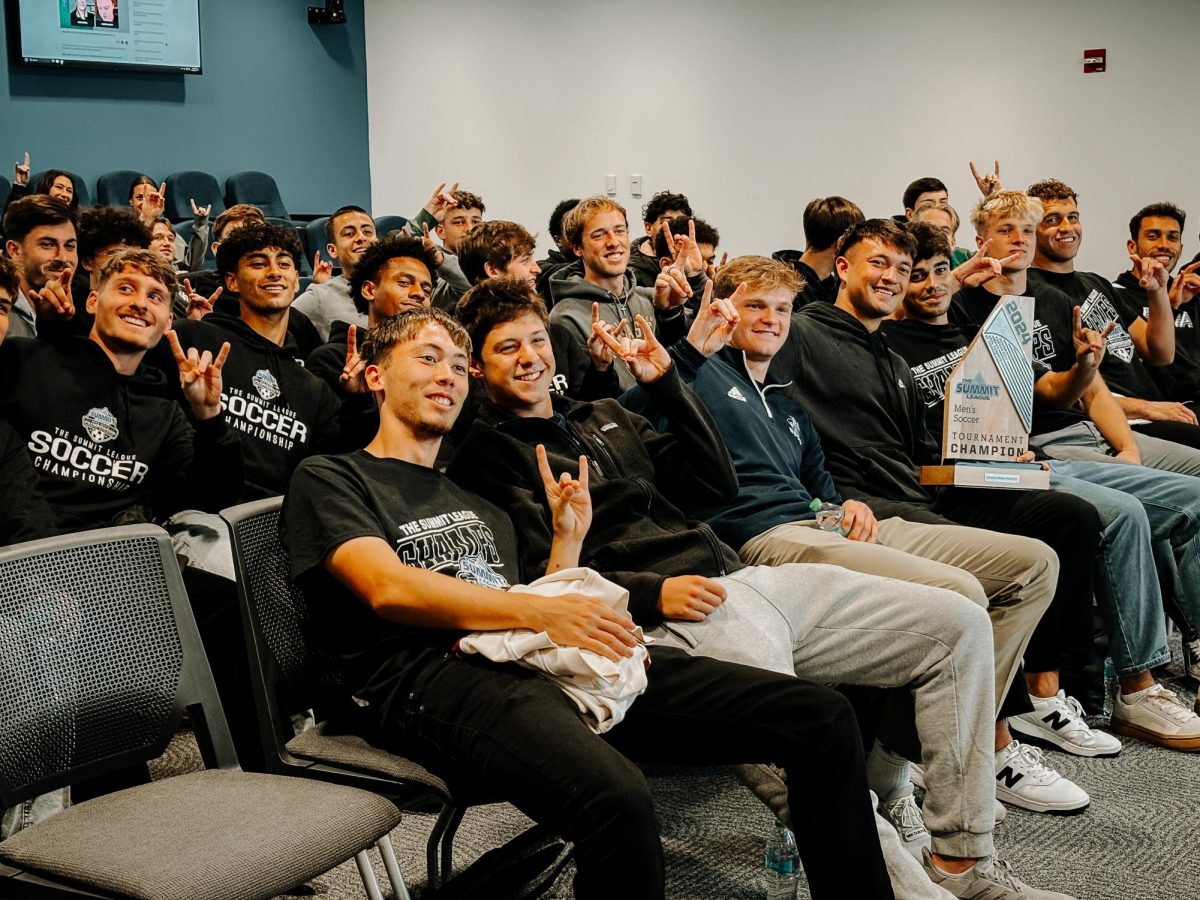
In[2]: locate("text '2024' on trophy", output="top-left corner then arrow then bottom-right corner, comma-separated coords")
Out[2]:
919,295 -> 1049,490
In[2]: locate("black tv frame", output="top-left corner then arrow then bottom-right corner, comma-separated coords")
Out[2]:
6,0 -> 203,75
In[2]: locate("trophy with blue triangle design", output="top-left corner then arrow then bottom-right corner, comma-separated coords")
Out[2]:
920,295 -> 1049,489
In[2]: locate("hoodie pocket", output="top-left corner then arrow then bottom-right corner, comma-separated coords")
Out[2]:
656,620 -> 701,650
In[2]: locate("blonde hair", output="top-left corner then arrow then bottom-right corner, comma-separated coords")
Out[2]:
97,247 -> 178,298
715,255 -> 804,299
971,191 -> 1043,234
562,196 -> 627,248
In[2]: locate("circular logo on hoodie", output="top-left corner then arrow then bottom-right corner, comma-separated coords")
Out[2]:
252,368 -> 281,401
82,407 -> 119,443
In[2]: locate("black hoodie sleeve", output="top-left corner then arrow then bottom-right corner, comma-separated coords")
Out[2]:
151,407 -> 245,517
0,420 -> 57,545
449,428 -> 670,627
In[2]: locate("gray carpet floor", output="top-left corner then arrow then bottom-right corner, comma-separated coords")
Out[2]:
152,665 -> 1200,899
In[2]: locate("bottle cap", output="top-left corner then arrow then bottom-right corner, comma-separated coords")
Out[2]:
808,497 -> 821,512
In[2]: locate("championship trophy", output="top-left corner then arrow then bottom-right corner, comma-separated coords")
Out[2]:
920,296 -> 1049,490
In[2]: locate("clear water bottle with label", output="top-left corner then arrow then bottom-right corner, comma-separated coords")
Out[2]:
809,497 -> 849,536
764,818 -> 801,899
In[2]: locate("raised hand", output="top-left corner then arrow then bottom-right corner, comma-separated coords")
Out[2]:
591,313 -> 673,384
954,239 -> 1003,287
1168,261 -> 1200,309
183,278 -> 222,320
705,250 -> 728,281
422,181 -> 460,222
189,197 -> 211,218
167,330 -> 230,421
312,251 -> 334,284
686,280 -> 741,356
420,222 -> 445,267
1072,305 -> 1114,372
663,218 -> 705,276
537,444 -> 592,545
653,261 -> 692,309
145,182 -> 167,219
585,302 -> 620,372
28,267 -> 74,319
14,152 -> 30,187
969,160 -> 1003,197
340,324 -> 369,393
1129,253 -> 1169,293
658,574 -> 727,621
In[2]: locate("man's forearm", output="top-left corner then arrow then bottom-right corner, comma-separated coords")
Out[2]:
1082,379 -> 1138,453
1035,364 -> 1096,409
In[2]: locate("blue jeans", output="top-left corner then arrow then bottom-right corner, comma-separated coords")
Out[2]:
1047,460 -> 1200,675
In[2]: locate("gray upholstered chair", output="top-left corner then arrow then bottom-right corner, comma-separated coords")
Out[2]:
0,524 -> 406,900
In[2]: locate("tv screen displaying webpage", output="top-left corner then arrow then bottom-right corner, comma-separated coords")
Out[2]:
11,0 -> 202,74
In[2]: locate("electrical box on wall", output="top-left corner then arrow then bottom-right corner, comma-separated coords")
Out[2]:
1084,49 -> 1106,73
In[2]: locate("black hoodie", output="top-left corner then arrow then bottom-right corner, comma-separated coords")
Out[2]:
0,336 -> 242,531
0,419 -> 57,545
768,302 -> 937,508
771,250 -> 838,307
448,366 -> 742,627
156,313 -> 342,499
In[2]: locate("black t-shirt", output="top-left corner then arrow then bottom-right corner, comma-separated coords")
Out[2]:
948,284 -> 1087,436
879,319 -> 971,448
1115,269 -> 1200,402
1029,268 -> 1161,400
281,451 -> 521,703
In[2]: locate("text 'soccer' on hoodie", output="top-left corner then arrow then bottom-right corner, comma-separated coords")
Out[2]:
0,336 -> 243,531
159,314 -> 343,499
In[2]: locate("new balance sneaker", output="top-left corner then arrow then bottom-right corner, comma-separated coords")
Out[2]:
878,792 -> 930,860
922,848 -> 1076,899
1010,691 -> 1123,757
1111,683 -> 1200,751
994,741 -> 1090,814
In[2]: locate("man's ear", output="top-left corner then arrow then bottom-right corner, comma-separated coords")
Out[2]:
364,363 -> 385,396
1126,239 -> 1137,258
976,234 -> 984,250
361,279 -> 376,301
483,261 -> 501,279
224,271 -> 239,294
82,256 -> 95,274
434,223 -> 446,242
904,208 -> 915,221
645,221 -> 655,238
4,239 -> 19,261
326,242 -> 339,263
835,255 -> 849,278
658,257 -> 672,271
85,290 -> 98,314
468,360 -> 484,379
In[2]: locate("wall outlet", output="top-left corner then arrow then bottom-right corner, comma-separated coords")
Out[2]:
630,174 -> 643,197
605,174 -> 617,195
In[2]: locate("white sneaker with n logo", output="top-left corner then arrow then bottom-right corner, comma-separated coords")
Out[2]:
1009,690 -> 1122,757
995,740 -> 1089,814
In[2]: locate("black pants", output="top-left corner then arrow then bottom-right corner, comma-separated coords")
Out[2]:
370,646 -> 892,900
1133,419 -> 1200,450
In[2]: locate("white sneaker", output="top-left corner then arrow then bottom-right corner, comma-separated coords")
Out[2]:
922,849 -> 1077,899
1010,691 -> 1123,758
994,798 -> 1007,825
1111,683 -> 1200,752
994,741 -> 1089,814
878,793 -> 930,860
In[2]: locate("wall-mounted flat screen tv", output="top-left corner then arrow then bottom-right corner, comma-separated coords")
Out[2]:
9,0 -> 202,74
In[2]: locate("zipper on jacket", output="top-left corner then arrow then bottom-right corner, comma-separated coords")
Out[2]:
699,523 -> 728,576
740,352 -> 774,419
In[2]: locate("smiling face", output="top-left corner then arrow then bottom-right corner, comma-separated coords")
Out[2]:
368,322 -> 469,438
150,221 -> 175,261
437,207 -> 483,254
836,237 -> 912,326
730,285 -> 793,365
576,209 -> 630,285
225,246 -> 298,315
474,311 -> 557,418
130,181 -> 153,214
363,256 -> 433,320
1035,199 -> 1082,268
1128,215 -> 1183,274
48,176 -> 74,205
87,264 -> 172,354
903,253 -> 955,322
490,247 -> 541,287
978,213 -> 1037,274
327,211 -> 377,274
7,222 -> 79,294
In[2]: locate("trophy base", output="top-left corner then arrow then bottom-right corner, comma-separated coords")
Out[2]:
920,461 -> 1049,490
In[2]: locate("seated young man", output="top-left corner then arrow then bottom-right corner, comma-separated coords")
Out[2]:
2,195 -> 78,339
951,191 -> 1200,478
884,223 -> 1200,751
548,196 -> 704,389
280,307 -> 893,900
1026,180 -> 1200,451
154,222 -> 342,502
535,196 -> 581,301
63,206 -> 153,335
457,219 -> 619,402
629,190 -> 693,287
1114,202 -> 1200,405
0,247 -> 240,533
448,278 -> 1079,900
183,202 -> 266,299
293,205 -> 379,341
402,182 -> 482,312
774,196 -> 866,307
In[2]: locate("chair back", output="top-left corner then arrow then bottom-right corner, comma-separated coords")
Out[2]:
225,171 -> 289,221
0,174 -> 11,203
220,498 -> 347,761
164,170 -> 224,222
95,170 -> 148,207
0,526 -> 238,810
374,215 -> 408,237
304,217 -> 333,268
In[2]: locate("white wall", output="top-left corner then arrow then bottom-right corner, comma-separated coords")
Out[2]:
366,0 -> 1200,276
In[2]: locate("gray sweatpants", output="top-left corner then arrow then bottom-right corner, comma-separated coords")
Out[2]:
649,563 -> 997,860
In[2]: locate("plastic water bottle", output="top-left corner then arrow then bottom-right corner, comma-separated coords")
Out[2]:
1102,656 -> 1117,719
764,819 -> 801,899
809,497 -> 849,536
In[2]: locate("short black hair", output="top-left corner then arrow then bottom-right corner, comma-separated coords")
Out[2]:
325,205 -> 373,243
77,206 -> 151,263
907,222 -> 954,265
1129,202 -> 1186,241
803,197 -> 865,252
216,222 -> 304,279
549,198 -> 580,243
652,215 -> 721,260
902,177 -> 948,213
455,276 -> 549,361
350,234 -> 440,314
837,218 -> 918,262
2,195 -> 76,244
641,190 -> 692,225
